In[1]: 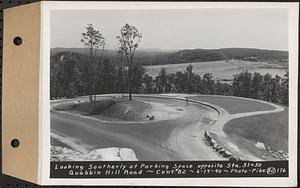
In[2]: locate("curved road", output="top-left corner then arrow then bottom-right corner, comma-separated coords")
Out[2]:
51,95 -> 224,160
51,94 -> 284,161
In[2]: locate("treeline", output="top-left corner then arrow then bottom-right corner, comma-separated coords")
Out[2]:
50,52 -> 289,106
231,70 -> 288,105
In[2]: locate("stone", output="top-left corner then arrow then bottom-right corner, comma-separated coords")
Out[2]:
215,147 -> 222,152
51,146 -> 138,161
229,156 -> 237,161
219,149 -> 225,154
223,151 -> 232,158
255,142 -> 266,150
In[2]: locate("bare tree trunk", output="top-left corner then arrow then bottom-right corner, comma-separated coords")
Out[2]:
93,84 -> 96,102
88,63 -> 92,102
89,47 -> 93,102
120,55 -> 124,97
91,57 -> 95,102
129,55 -> 133,101
129,66 -> 132,101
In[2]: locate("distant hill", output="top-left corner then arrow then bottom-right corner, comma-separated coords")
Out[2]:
166,48 -> 288,65
51,48 -> 117,56
51,47 -> 288,66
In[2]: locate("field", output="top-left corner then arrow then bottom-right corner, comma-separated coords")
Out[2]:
145,60 -> 287,80
189,95 -> 288,160
224,106 -> 288,152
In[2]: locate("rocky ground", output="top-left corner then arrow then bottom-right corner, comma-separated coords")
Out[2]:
51,146 -> 138,161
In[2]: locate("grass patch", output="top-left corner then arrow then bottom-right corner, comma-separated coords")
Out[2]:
99,100 -> 152,121
224,106 -> 288,152
191,95 -> 275,114
74,99 -> 117,115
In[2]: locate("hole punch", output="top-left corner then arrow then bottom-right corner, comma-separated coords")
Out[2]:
13,36 -> 23,46
11,139 -> 20,148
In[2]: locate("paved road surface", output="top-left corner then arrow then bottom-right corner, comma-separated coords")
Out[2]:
51,96 -> 222,160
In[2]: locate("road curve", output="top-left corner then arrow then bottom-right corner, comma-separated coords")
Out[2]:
51,95 -> 224,160
51,111 -> 178,160
51,94 -> 284,161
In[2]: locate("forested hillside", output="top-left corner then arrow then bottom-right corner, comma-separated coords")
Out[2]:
51,47 -> 288,66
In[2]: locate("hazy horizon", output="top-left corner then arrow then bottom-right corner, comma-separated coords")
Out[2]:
50,46 -> 289,52
51,9 -> 289,51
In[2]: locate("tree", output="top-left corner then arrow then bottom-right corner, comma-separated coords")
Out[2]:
232,70 -> 252,97
174,71 -> 187,93
50,54 -> 77,99
157,68 -> 168,93
99,59 -> 117,94
132,63 -> 145,93
262,73 -> 272,102
144,74 -> 153,94
116,23 -> 142,101
165,73 -> 174,93
270,75 -> 281,103
115,61 -> 127,94
251,72 -> 264,99
185,64 -> 195,93
60,56 -> 77,98
215,81 -> 232,96
116,37 -> 126,96
202,73 -> 215,94
194,74 -> 203,94
242,70 -> 252,98
280,72 -> 289,105
81,24 -> 105,102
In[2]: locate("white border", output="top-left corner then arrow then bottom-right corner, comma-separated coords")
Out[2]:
39,1 -> 299,186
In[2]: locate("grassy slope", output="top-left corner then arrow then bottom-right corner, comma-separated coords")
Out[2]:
190,95 -> 275,114
192,95 -> 288,157
224,106 -> 288,152
98,100 -> 151,121
55,98 -> 152,121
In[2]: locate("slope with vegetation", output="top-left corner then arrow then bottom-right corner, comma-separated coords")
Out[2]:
224,106 -> 288,153
51,47 -> 288,66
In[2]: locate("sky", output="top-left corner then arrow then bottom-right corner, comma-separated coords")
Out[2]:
50,9 -> 288,50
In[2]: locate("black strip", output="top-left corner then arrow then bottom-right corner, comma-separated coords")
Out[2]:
50,161 -> 289,178
0,1 -> 298,188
